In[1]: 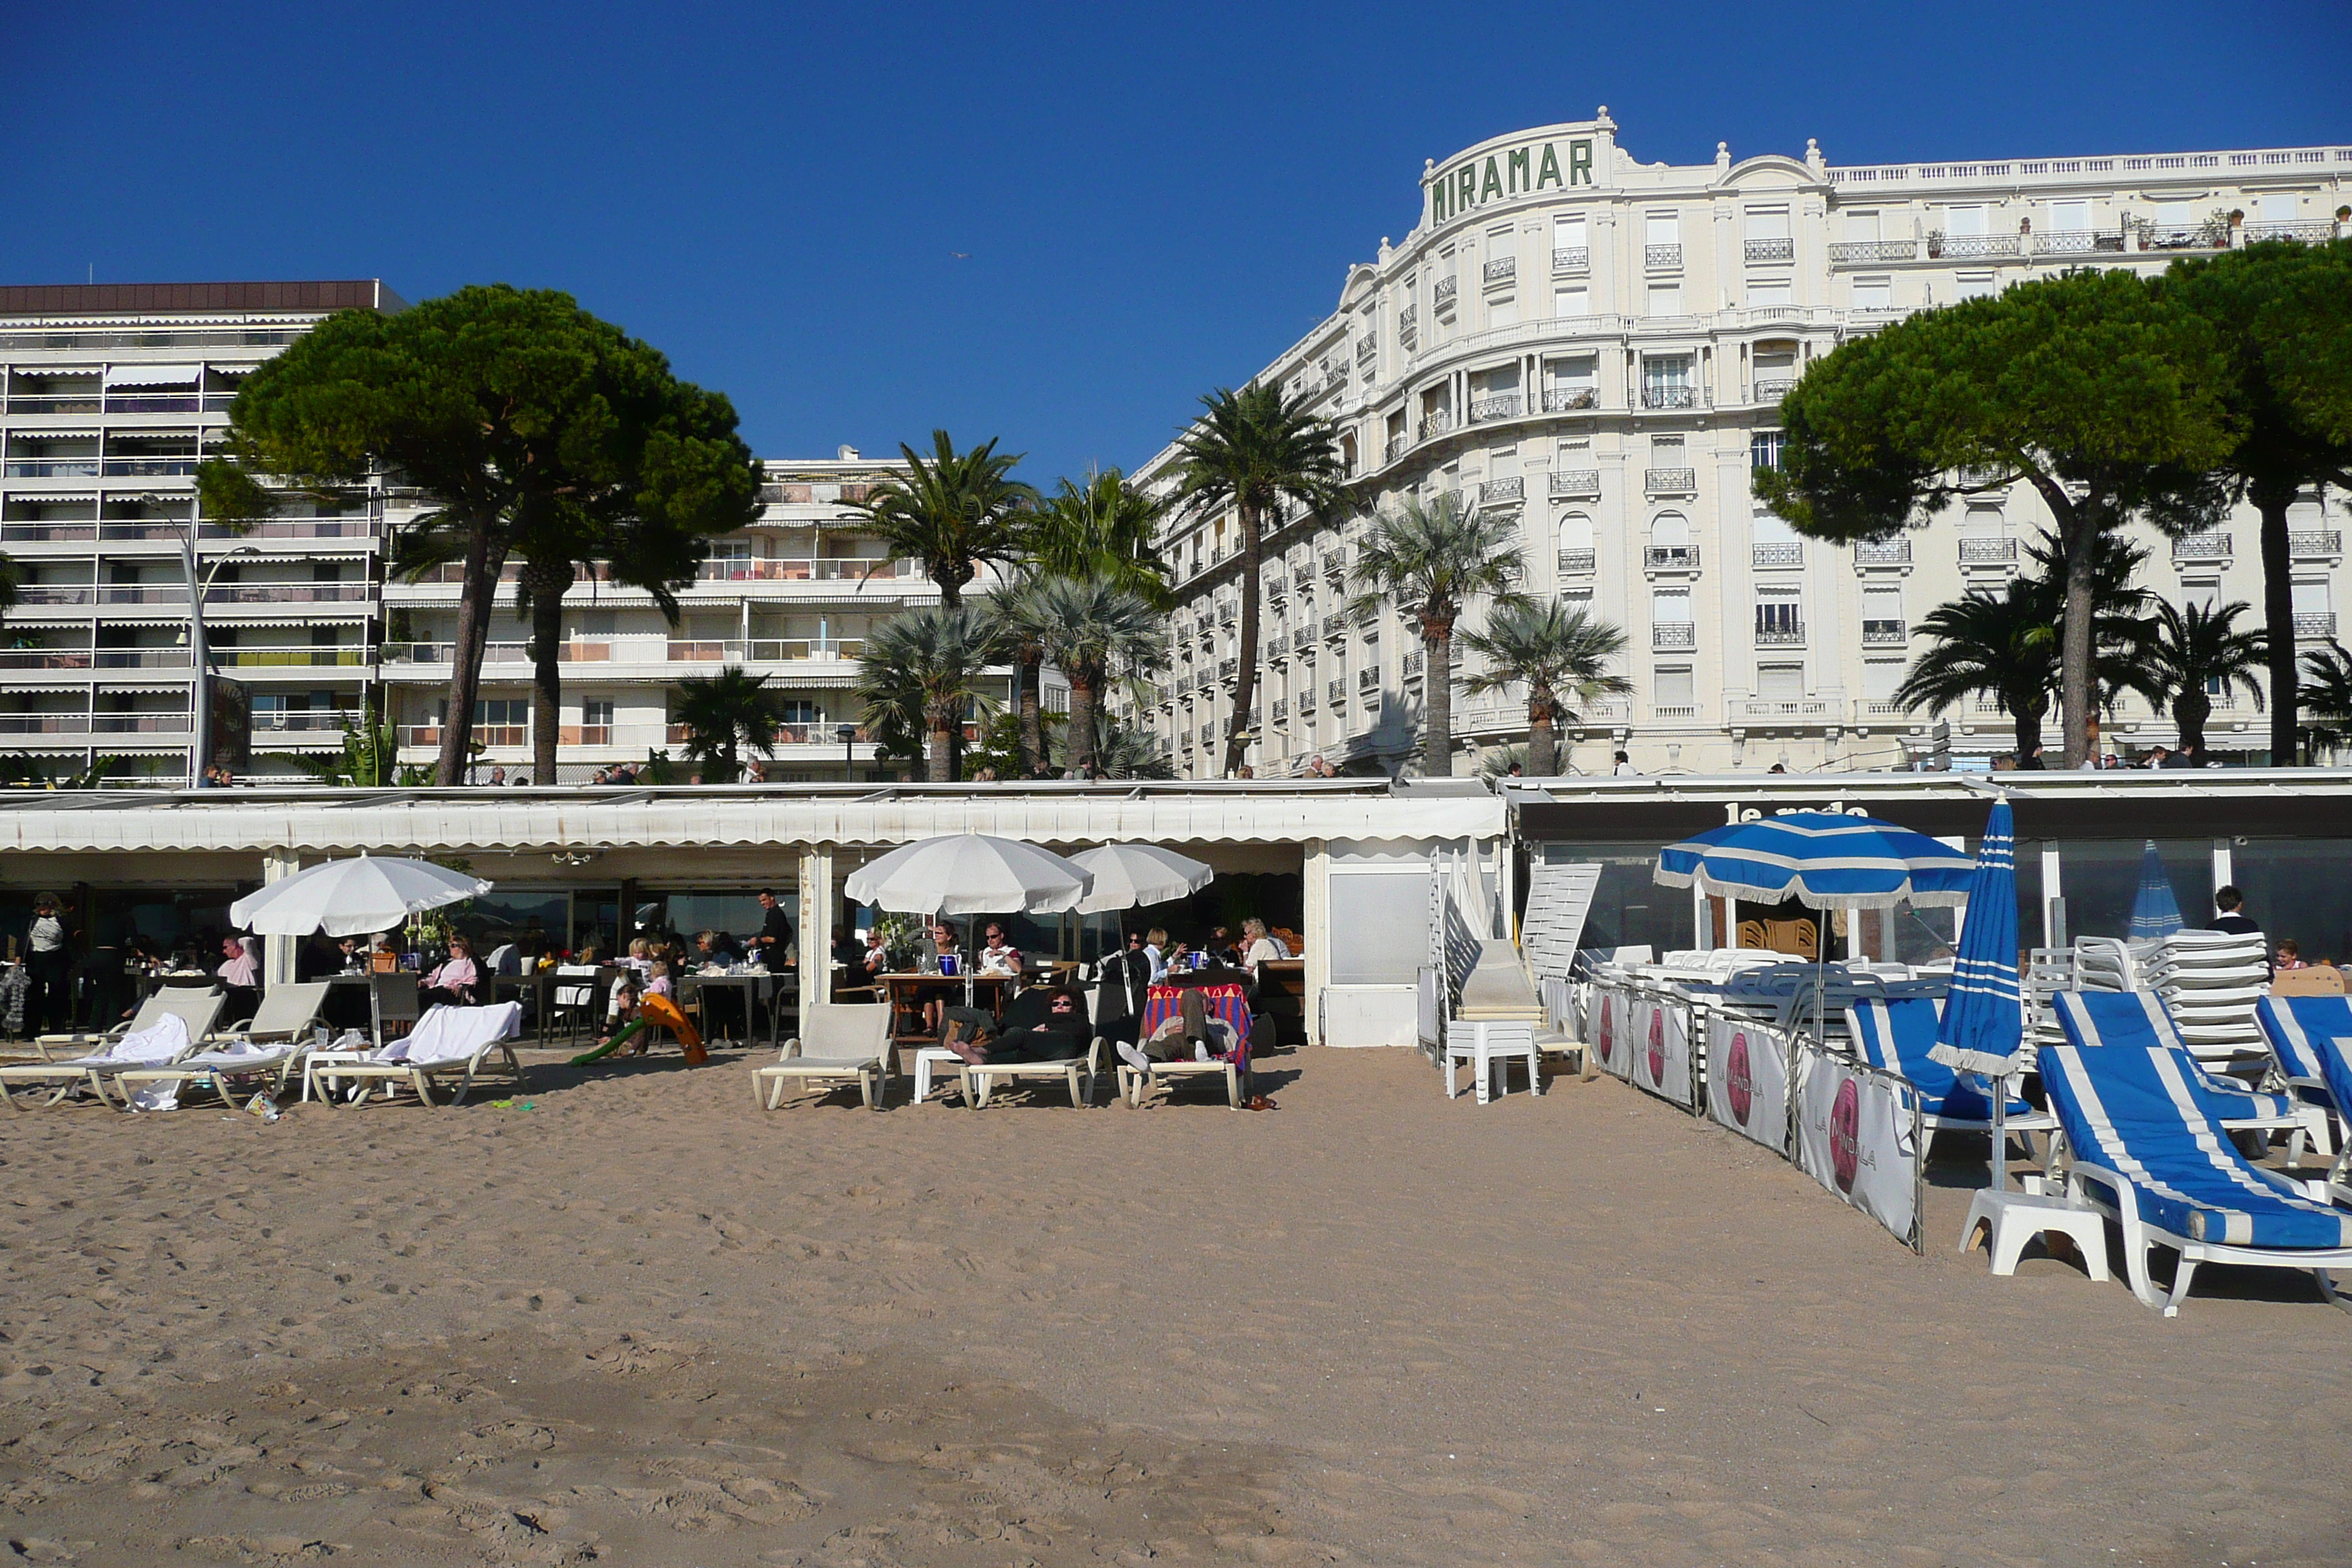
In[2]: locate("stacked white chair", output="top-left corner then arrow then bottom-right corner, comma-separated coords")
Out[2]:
2135,930 -> 2269,1065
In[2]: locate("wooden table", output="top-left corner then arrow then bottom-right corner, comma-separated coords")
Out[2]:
881,973 -> 1012,1051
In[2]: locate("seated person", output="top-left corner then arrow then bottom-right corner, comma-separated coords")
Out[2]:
974,921 -> 1022,977
2276,938 -> 2309,971
938,985 -> 1091,1066
217,935 -> 263,1025
1240,917 -> 1290,965
917,921 -> 963,1033
696,928 -> 742,966
421,935 -> 480,1008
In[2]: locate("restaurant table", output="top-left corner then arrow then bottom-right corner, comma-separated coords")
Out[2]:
492,970 -> 555,1044
881,973 -> 1012,1052
679,971 -> 782,1046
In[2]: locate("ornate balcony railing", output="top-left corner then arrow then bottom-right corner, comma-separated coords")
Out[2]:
1321,615 -> 1346,641
1645,467 -> 1697,494
1327,679 -> 1347,704
2173,534 -> 2233,559
1218,657 -> 1238,684
1384,434 -> 1409,463
1556,548 -> 1597,574
1829,239 -> 1915,264
1292,627 -> 1315,653
1469,394 -> 1523,423
1357,668 -> 1379,692
1355,335 -> 1376,363
1640,386 -> 1697,410
1402,649 -> 1424,679
2244,221 -> 2337,243
1855,538 -> 1912,565
2037,230 -> 2129,255
2141,224 -> 2228,252
1419,411 -> 1453,442
1752,379 -> 1794,402
1645,244 -> 1683,269
1542,387 -> 1598,413
1744,237 -> 1795,263
1646,544 -> 1700,570
1551,246 -> 1589,271
1482,256 -> 1516,282
2296,612 -> 2337,638
1548,469 -> 1600,498
1959,537 -> 2018,564
1651,622 -> 1696,650
1271,699 -> 1287,724
1934,233 -> 2021,258
1433,276 -> 1458,307
1861,619 -> 1908,645
1752,543 -> 1803,568
1754,624 -> 1808,646
1480,475 -> 1524,503
2291,530 -> 2342,556
1955,465 -> 2013,488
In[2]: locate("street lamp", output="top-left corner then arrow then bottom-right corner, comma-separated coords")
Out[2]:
836,722 -> 858,782
182,530 -> 260,788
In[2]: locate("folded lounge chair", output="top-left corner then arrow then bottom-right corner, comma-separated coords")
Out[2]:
1847,998 -> 2056,1161
751,1004 -> 894,1110
2046,990 -> 2352,1316
303,1001 -> 524,1107
0,1009 -> 211,1109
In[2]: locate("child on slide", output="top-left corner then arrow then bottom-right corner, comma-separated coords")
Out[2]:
598,959 -> 676,1055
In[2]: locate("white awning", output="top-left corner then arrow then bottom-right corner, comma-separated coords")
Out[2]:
206,363 -> 255,376
103,364 -> 201,388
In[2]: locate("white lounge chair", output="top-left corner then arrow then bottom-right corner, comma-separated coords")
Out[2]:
1117,1019 -> 1248,1109
303,1001 -> 525,1107
0,1008 -> 214,1109
115,983 -> 335,1110
752,1004 -> 894,1109
1847,998 -> 2058,1161
29,984 -> 220,1063
965,1036 -> 1102,1109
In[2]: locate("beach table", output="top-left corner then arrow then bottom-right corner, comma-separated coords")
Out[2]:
682,971 -> 768,1044
882,973 -> 1011,1055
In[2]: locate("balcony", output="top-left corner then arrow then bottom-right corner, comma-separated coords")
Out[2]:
1469,394 -> 1523,423
1645,467 -> 1697,494
2172,533 -> 2233,560
1384,434 -> 1409,464
2141,225 -> 2228,252
1853,699 -> 1911,723
215,647 -> 368,668
1754,623 -> 1807,646
1355,336 -> 1376,364
1542,387 -> 1598,413
1731,697 -> 1837,723
1652,622 -> 1696,651
0,649 -> 99,671
1959,537 -> 2017,565
555,724 -> 615,747
1267,698 -> 1286,725
1357,667 -> 1379,692
1752,379 -> 1794,402
2037,230 -> 2129,255
1933,234 -> 2021,258
94,649 -> 195,669
1298,685 -> 1317,712
1551,246 -> 1589,271
2244,221 -> 2337,243
1956,465 -> 2013,488
90,712 -> 195,735
1433,276 -> 1458,308
693,557 -> 919,584
1418,411 -> 1453,442
0,715 -> 91,735
1829,239 -> 1915,264
251,709 -> 361,734
1752,542 -> 1803,569
1646,544 -> 1700,570
1321,615 -> 1346,642
1480,475 -> 1524,505
2296,613 -> 2337,639
0,522 -> 99,543
1652,704 -> 1700,721
1855,538 -> 1912,566
1640,386 -> 1697,410
1556,548 -> 1597,575
1862,619 -> 1908,646
1327,679 -> 1347,704
1482,256 -> 1516,283
1265,574 -> 1286,602
1548,469 -> 1601,498
1218,657 -> 1239,685
1402,649 -> 1424,681
2291,530 -> 2343,557
1744,237 -> 1795,263
1291,627 -> 1315,653
1645,244 -> 1684,269
4,460 -> 102,479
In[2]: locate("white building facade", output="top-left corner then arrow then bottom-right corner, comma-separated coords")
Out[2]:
1131,113 -> 2352,777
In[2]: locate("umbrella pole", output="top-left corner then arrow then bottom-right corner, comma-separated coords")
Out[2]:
1991,1077 -> 2009,1193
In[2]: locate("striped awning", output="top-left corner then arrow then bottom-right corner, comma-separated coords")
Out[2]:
104,363 -> 200,387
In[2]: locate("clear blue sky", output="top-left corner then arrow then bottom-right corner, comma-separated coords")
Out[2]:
8,1 -> 2347,483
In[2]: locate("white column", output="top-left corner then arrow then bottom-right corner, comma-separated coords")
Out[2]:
261,848 -> 300,989
1303,838 -> 1331,1045
797,845 -> 833,1033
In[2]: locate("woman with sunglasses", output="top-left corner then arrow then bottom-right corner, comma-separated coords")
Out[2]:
939,985 -> 1092,1066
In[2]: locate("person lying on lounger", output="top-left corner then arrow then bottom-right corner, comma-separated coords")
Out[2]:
937,985 -> 1092,1065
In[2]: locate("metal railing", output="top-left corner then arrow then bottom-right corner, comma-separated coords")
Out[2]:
1959,537 -> 2018,564
1935,233 -> 2021,257
1384,434 -> 1409,463
1434,276 -> 1458,306
1744,237 -> 1795,262
2244,221 -> 2337,243
1469,394 -> 1523,423
2291,530 -> 2342,556
1418,411 -> 1453,441
250,709 -> 361,733
1482,256 -> 1516,282
1646,543 -> 1700,569
1481,475 -> 1523,502
693,557 -> 917,582
1645,244 -> 1684,268
1752,542 -> 1803,568
1549,469 -> 1600,497
0,715 -> 91,734
1402,649 -> 1424,679
1356,336 -> 1376,363
1551,246 -> 1589,271
1321,615 -> 1346,641
1291,627 -> 1315,653
1556,548 -> 1597,574
1645,467 -> 1697,493
1652,623 -> 1696,650
1855,538 -> 1912,565
214,648 -> 368,668
1828,239 -> 1914,263
1956,465 -> 2012,487
1327,679 -> 1347,704
2296,612 -> 2337,638
1357,668 -> 1379,691
1218,657 -> 1238,683
1754,624 -> 1807,645
1640,386 -> 1697,410
1861,620 -> 1908,645
91,713 -> 195,734
1270,699 -> 1287,724
1542,386 -> 1598,412
2037,230 -> 2129,254
2172,534 -> 2233,559
1752,379 -> 1794,402
2140,225 -> 2228,252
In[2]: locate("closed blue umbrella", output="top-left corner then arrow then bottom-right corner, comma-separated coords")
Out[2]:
1929,800 -> 2024,1078
1654,812 -> 1976,910
2127,840 -> 2185,941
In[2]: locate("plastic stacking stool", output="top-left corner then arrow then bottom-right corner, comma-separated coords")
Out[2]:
1961,1190 -> 2111,1281
911,1046 -> 965,1104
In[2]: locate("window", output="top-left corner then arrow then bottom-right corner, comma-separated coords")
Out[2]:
1646,283 -> 1683,315
1943,204 -> 1988,237
1844,210 -> 1882,241
1749,279 -> 1792,306
781,699 -> 818,726
2259,194 -> 2299,224
1651,588 -> 1692,622
1553,213 -> 1587,252
2182,579 -> 2222,614
1853,275 -> 1893,309
1553,284 -> 1588,318
1488,293 -> 1518,327
2293,579 -> 2331,614
1751,429 -> 1786,468
1752,508 -> 1798,543
1863,660 -> 1904,701
1756,663 -> 1805,698
1655,666 -> 1695,706
1489,442 -> 1520,479
1556,510 -> 1594,549
1642,355 -> 1693,404
1646,211 -> 1680,247
1546,355 -> 1597,407
1863,586 -> 1904,640
1650,510 -> 1695,567
1744,207 -> 1790,240
1755,589 -> 1801,636
2153,200 -> 2198,230
2047,198 -> 2092,232
1955,272 -> 1996,301
583,698 -> 616,727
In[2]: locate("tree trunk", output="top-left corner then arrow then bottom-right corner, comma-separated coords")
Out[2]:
2175,689 -> 2214,755
2013,704 -> 2043,763
925,712 -> 954,783
1017,652 -> 1044,777
1067,675 -> 1098,779
1422,622 -> 1453,777
437,521 -> 502,785
1221,500 -> 1262,778
522,557 -> 575,786
2058,510 -> 2097,768
2257,491 -> 2298,764
1526,685 -> 1557,776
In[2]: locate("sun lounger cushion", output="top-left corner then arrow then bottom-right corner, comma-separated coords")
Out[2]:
1847,998 -> 2032,1121
2050,992 -> 2352,1248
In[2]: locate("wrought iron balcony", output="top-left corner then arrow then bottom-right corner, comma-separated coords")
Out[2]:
1752,379 -> 1794,402
1433,276 -> 1458,307
1542,387 -> 1598,413
1959,537 -> 2017,564
2296,612 -> 2337,638
2291,530 -> 2342,556
1328,679 -> 1347,703
1551,246 -> 1589,271
1855,538 -> 1912,565
1322,615 -> 1346,641
1752,543 -> 1803,568
1357,667 -> 1379,691
2244,221 -> 2337,243
1934,233 -> 2021,258
1469,394 -> 1523,423
1265,574 -> 1286,600
1754,623 -> 1808,646
1271,698 -> 1288,724
1480,475 -> 1524,504
2173,533 -> 2233,559
1645,244 -> 1684,269
1861,619 -> 1908,645
1646,543 -> 1700,570
1291,627 -> 1315,653
1645,467 -> 1698,494
1482,256 -> 1516,282
1402,649 -> 1424,680
1556,548 -> 1597,575
1384,434 -> 1409,463
1640,386 -> 1697,410
2037,230 -> 2128,255
1744,237 -> 1795,263
1652,622 -> 1696,650
2141,224 -> 2228,252
1549,469 -> 1601,498
1829,238 -> 1916,264
1956,464 -> 2013,487
1418,411 -> 1454,442
1298,684 -> 1316,711
1355,336 -> 1376,363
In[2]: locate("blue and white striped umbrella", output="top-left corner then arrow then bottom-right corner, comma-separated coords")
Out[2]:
1929,799 -> 2025,1077
1653,811 -> 1976,911
2127,840 -> 2185,941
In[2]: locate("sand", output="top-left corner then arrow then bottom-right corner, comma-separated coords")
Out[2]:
1,1043 -> 2348,1567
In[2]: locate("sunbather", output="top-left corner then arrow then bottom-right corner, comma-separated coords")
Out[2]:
938,986 -> 1091,1065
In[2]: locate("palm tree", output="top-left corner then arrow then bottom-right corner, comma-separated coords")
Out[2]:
1073,716 -> 1177,780
2299,641 -> 2352,758
986,575 -> 1058,777
0,551 -> 18,620
2141,600 -> 2266,755
1033,576 -> 1164,780
670,666 -> 782,783
852,431 -> 1037,608
1030,470 -> 1175,608
1346,494 -> 1525,777
1168,384 -> 1348,776
855,605 -> 1002,783
1458,600 -> 1632,777
1893,581 -> 2060,758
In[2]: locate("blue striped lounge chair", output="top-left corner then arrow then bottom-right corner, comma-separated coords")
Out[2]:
2048,990 -> 2352,1316
2253,995 -> 2352,1199
1847,997 -> 2056,1161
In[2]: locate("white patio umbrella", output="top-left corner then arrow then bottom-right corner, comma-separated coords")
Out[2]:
1066,843 -> 1214,914
843,834 -> 1093,917
229,854 -> 493,938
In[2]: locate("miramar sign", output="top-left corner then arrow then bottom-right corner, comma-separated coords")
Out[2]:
1425,136 -> 1594,226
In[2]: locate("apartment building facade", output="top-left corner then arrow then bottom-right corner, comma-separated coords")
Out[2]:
0,281 -> 402,783
1130,113 -> 2352,777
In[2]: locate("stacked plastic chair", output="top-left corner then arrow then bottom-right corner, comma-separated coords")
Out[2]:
2135,930 -> 2269,1064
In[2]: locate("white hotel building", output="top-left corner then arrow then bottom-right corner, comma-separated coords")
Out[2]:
1130,113 -> 2352,777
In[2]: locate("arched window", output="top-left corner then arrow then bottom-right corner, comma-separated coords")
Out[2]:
1556,510 -> 1594,549
1648,510 -> 1695,569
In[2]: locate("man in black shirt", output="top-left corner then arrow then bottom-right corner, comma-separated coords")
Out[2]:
750,890 -> 795,965
2209,885 -> 2261,936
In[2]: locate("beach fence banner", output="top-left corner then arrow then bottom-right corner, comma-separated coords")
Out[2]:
1588,986 -> 1635,1079
1629,993 -> 1695,1108
1790,1046 -> 1925,1251
1704,1015 -> 1792,1154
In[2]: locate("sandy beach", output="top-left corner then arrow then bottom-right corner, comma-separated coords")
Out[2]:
1,1043 -> 2347,1567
